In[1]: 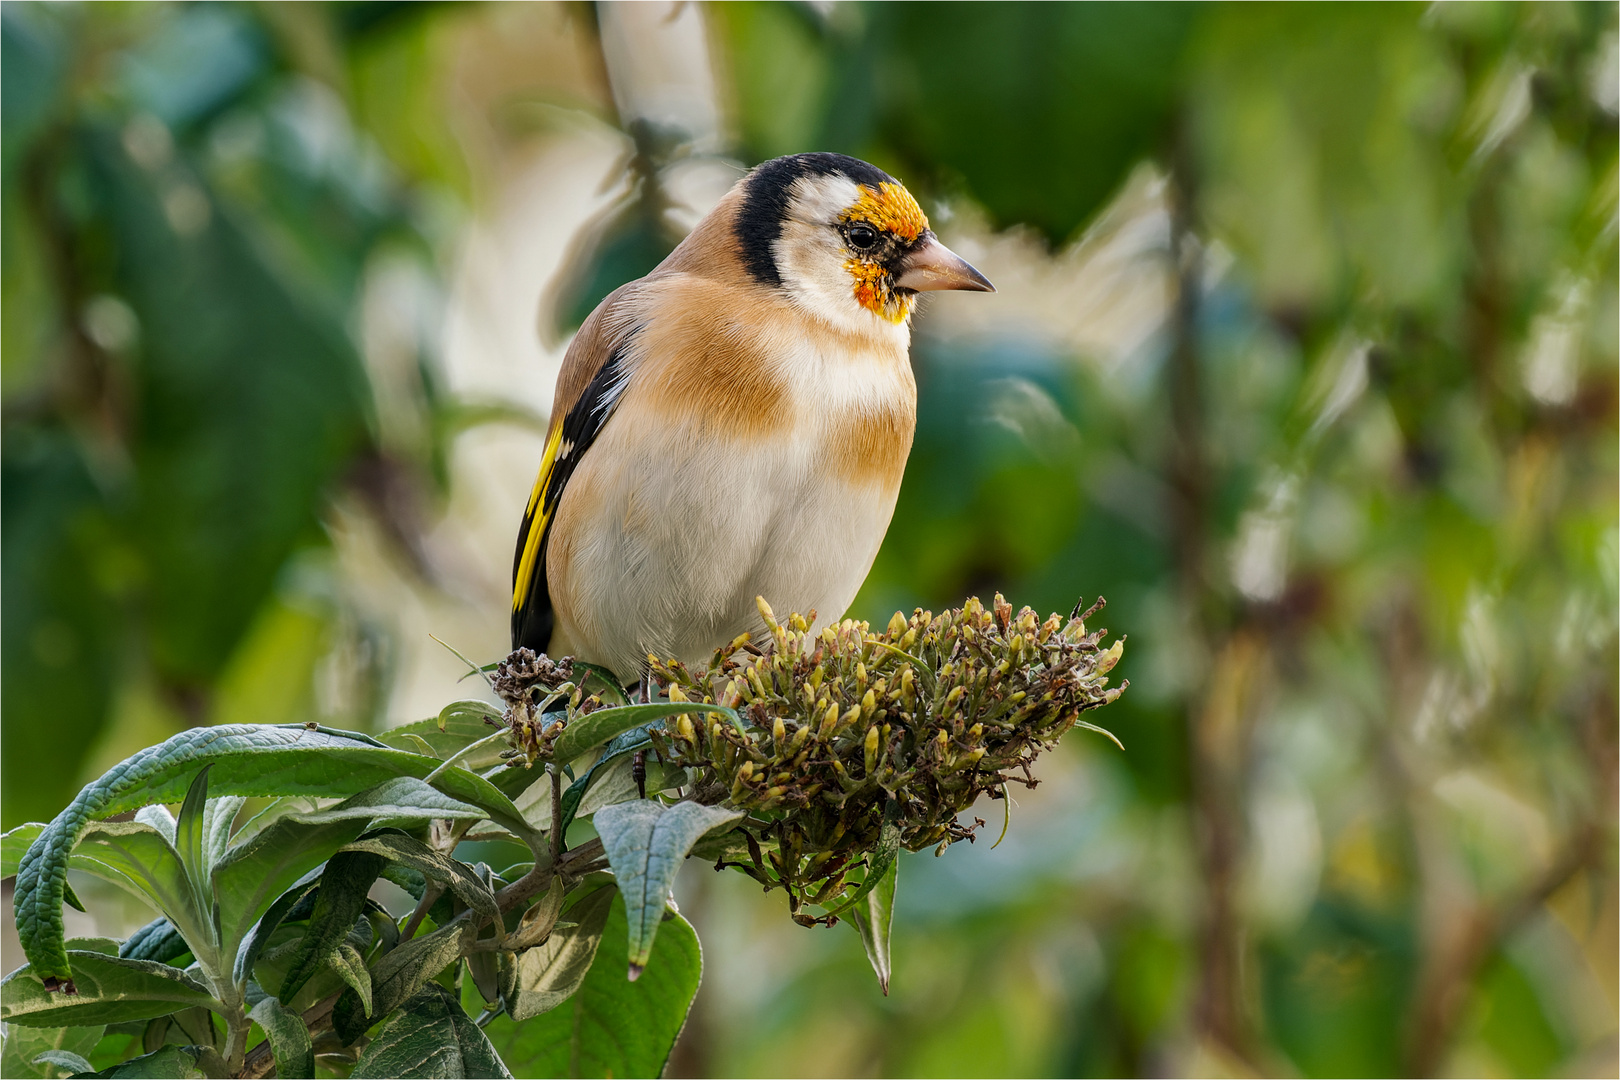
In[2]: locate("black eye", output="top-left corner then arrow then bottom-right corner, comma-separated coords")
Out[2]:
847,223 -> 879,251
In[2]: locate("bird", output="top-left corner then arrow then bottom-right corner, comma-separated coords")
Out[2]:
511,152 -> 993,687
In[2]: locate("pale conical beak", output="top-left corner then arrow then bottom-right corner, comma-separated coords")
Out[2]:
894,237 -> 995,293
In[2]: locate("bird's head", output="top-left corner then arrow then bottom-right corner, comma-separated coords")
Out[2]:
733,153 -> 993,332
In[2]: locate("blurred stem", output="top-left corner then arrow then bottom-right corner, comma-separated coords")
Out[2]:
1166,139 -> 1263,1069
1400,689 -> 1616,1076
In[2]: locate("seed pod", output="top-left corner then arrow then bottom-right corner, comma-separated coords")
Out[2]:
1097,639 -> 1124,675
818,702 -> 840,738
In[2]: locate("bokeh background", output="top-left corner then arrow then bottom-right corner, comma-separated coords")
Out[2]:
3,2 -> 1616,1076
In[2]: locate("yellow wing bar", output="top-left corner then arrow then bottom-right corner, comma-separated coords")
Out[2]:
512,422 -> 564,611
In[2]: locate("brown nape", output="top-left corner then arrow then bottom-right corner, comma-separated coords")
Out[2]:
655,183 -> 763,290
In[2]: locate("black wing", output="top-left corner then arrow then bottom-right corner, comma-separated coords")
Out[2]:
511,340 -> 635,653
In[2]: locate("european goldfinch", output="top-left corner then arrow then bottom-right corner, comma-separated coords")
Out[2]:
512,152 -> 993,683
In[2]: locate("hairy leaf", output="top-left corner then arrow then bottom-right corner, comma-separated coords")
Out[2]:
0,1023 -> 102,1080
33,1049 -> 93,1074
201,796 -> 247,869
80,1044 -> 205,1077
594,800 -> 740,974
249,995 -> 314,1080
351,984 -> 511,1079
848,857 -> 898,995
549,702 -> 737,766
1,951 -> 219,1027
15,723 -> 529,984
117,919 -> 190,966
555,724 -> 664,838
214,777 -> 486,978
276,850 -> 386,1005
501,883 -> 616,1022
503,875 -> 568,953
381,701 -> 505,766
339,831 -> 500,933
231,871 -> 321,987
333,922 -> 475,1045
3,822 -> 46,878
819,802 -> 902,920
483,893 -> 701,1079
170,768 -> 211,909
66,824 -> 213,966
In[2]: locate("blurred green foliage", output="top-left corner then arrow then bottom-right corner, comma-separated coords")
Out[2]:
3,2 -> 1615,1078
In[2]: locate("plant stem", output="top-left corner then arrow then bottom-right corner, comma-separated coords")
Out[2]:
401,882 -> 445,940
222,1002 -> 250,1075
549,764 -> 564,864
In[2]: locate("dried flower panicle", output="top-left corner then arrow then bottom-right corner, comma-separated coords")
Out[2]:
492,648 -> 577,766
645,594 -> 1127,925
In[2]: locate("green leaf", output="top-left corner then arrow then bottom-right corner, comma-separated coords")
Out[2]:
7,825 -> 83,910
333,940 -> 374,1017
130,808 -> 174,844
1,951 -> 220,1028
79,1044 -> 205,1078
549,702 -> 737,765
501,882 -> 616,1022
571,661 -> 630,706
381,701 -> 504,767
504,874 -> 568,952
351,984 -> 512,1079
0,1023 -> 102,1080
230,872 -> 321,987
118,919 -> 189,965
249,994 -> 314,1080
66,823 -> 213,966
594,800 -> 741,974
333,922 -> 474,1045
201,797 -> 246,869
171,768 -> 211,906
819,802 -> 902,920
32,1050 -> 93,1075
483,893 -> 701,1079
277,849 -> 386,1006
212,775 -> 491,980
4,823 -> 46,878
338,831 -> 501,935
17,723 -> 540,984
848,857 -> 898,995
554,723 -> 668,838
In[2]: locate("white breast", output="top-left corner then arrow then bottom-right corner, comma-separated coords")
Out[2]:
545,311 -> 916,681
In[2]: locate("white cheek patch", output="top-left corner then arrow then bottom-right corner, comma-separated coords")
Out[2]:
772,174 -> 904,337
